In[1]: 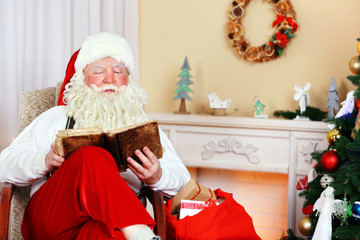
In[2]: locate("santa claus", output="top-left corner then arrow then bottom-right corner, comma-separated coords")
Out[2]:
0,32 -> 190,240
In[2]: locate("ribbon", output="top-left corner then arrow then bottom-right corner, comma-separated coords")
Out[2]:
191,181 -> 202,200
286,17 -> 298,31
272,15 -> 298,32
207,188 -> 214,201
272,15 -> 285,27
190,181 -> 215,201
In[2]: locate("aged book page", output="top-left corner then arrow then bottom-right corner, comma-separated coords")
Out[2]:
52,120 -> 163,171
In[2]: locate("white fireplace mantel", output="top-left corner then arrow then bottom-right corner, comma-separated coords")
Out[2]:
147,112 -> 329,234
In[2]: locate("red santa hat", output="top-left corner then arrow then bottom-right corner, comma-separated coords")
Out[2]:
57,32 -> 135,105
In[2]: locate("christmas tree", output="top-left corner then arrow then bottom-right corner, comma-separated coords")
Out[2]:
295,39 -> 360,240
173,56 -> 194,114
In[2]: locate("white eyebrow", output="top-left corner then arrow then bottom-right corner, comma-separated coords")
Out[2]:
113,63 -> 125,68
91,65 -> 105,69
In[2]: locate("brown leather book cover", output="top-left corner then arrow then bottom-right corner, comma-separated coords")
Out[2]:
52,120 -> 163,172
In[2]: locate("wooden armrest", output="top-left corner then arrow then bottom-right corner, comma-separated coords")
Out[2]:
0,182 -> 15,240
151,190 -> 166,240
144,187 -> 166,240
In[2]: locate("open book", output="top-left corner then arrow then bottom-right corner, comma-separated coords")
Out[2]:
52,120 -> 163,172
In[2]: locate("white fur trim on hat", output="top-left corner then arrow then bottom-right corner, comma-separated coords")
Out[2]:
75,32 -> 135,74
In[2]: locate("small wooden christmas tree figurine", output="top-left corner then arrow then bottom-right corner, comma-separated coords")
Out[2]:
325,77 -> 339,118
173,56 -> 194,114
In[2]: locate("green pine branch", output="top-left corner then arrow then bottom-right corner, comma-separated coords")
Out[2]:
333,225 -> 360,240
299,172 -> 324,206
347,75 -> 360,86
354,88 -> 360,100
325,112 -> 357,141
273,106 -> 326,121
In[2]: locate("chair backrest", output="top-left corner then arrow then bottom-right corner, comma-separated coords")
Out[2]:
9,82 -> 62,240
18,83 -> 62,133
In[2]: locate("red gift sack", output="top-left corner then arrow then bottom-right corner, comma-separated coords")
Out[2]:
165,189 -> 261,240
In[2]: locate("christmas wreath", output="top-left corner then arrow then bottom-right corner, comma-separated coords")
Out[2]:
226,0 -> 298,63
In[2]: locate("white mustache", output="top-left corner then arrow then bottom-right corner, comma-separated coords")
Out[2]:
90,84 -> 126,94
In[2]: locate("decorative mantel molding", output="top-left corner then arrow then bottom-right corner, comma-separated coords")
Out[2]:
202,137 -> 259,163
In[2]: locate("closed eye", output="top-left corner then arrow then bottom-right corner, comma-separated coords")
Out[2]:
91,65 -> 105,75
113,67 -> 126,75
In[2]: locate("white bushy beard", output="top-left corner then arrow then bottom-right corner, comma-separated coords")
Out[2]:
63,71 -> 148,131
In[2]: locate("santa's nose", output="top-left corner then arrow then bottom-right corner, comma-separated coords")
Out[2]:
103,74 -> 115,84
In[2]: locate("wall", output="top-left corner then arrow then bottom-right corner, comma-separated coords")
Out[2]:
139,0 -> 360,117
139,1 -> 360,239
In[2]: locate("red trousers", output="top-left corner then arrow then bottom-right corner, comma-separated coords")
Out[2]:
22,146 -> 155,240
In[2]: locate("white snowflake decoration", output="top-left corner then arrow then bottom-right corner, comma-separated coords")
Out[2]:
333,198 -> 352,226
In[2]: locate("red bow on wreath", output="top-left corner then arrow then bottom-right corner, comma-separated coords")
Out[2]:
286,17 -> 298,31
272,15 -> 298,32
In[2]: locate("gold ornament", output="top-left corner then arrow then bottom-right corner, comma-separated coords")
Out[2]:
327,128 -> 341,144
349,56 -> 360,74
357,41 -> 360,55
298,215 -> 313,236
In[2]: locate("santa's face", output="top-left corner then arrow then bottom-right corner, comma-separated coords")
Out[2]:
83,57 -> 128,93
63,60 -> 147,131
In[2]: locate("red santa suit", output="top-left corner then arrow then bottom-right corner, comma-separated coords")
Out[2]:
0,32 -> 190,239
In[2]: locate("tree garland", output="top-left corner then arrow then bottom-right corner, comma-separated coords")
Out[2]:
226,0 -> 298,63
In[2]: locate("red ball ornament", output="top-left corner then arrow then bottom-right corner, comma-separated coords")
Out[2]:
302,204 -> 314,215
320,150 -> 341,172
355,99 -> 360,111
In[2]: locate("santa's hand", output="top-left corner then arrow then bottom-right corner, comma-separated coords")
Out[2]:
45,146 -> 65,171
127,146 -> 162,185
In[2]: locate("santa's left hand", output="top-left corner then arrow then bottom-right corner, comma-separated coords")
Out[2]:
127,146 -> 162,185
